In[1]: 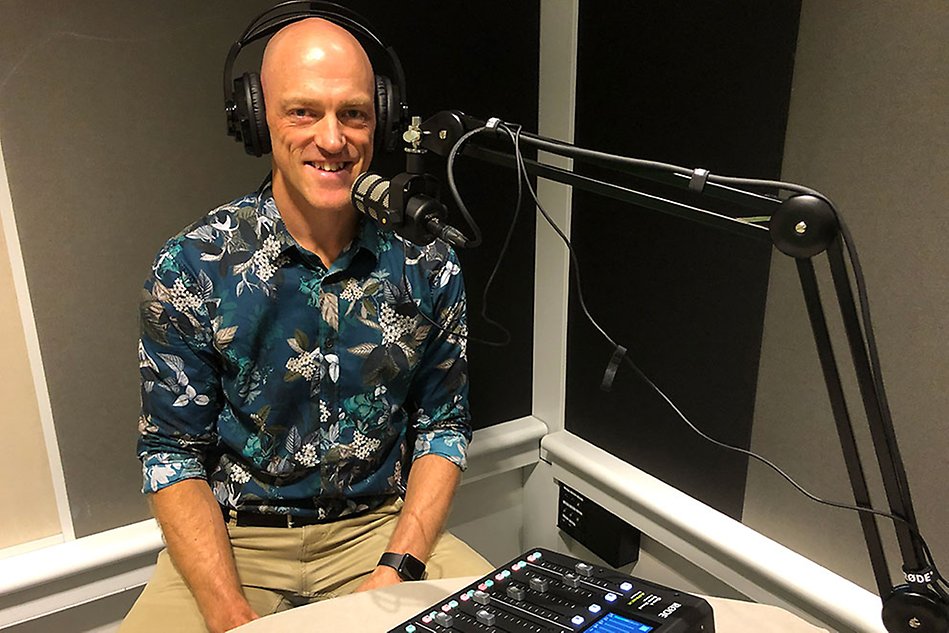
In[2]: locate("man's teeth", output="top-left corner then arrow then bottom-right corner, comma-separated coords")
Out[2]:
312,162 -> 344,172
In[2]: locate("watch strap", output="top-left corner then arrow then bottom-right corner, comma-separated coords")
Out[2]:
378,551 -> 426,581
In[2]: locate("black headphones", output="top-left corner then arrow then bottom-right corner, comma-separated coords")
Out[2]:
224,1 -> 409,157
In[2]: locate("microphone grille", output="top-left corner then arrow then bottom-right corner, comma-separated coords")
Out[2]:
352,172 -> 389,217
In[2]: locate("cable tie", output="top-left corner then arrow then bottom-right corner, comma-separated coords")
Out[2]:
689,168 -> 710,193
485,117 -> 502,130
600,345 -> 627,392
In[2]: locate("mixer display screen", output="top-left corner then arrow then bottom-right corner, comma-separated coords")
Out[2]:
586,613 -> 654,632
388,548 -> 714,632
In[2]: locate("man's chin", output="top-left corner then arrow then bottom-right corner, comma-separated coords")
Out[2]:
302,190 -> 358,216
272,172 -> 360,216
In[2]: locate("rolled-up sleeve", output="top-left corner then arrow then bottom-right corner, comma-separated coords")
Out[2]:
137,241 -> 222,493
408,247 -> 472,470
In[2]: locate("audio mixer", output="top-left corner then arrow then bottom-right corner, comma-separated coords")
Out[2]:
388,548 -> 714,632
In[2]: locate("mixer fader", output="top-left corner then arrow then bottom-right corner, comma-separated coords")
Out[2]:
388,548 -> 714,632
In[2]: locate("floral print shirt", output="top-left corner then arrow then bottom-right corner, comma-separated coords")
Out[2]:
137,189 -> 470,520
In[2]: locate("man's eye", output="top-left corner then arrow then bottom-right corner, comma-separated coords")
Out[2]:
291,109 -> 311,118
342,109 -> 369,122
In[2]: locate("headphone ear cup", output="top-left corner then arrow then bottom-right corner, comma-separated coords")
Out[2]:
374,74 -> 399,154
235,72 -> 271,156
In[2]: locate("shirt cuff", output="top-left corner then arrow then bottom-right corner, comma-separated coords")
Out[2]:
413,429 -> 469,471
141,452 -> 207,493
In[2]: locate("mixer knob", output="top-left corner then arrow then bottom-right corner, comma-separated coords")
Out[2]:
473,590 -> 491,605
434,612 -> 453,627
529,577 -> 549,593
576,562 -> 594,577
506,585 -> 526,600
476,609 -> 496,626
564,573 -> 581,588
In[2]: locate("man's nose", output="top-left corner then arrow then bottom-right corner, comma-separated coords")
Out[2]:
314,115 -> 346,154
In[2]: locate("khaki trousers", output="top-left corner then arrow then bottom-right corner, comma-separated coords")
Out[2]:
120,498 -> 493,633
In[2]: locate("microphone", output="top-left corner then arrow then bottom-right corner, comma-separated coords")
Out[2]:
351,172 -> 393,227
351,172 -> 469,249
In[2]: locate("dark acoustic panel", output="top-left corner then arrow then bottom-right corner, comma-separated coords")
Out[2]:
566,0 -> 801,520
269,0 -> 540,430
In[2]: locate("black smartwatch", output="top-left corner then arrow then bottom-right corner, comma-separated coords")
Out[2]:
378,551 -> 427,581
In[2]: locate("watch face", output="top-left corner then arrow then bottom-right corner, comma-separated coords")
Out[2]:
400,554 -> 426,581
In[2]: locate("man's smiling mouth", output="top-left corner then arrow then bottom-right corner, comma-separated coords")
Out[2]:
305,161 -> 348,173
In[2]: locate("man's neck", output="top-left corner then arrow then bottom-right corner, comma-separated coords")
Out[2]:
272,180 -> 360,269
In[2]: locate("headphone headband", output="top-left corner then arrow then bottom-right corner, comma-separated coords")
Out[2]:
224,1 -> 409,156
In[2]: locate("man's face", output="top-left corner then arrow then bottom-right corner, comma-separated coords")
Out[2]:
263,34 -> 376,216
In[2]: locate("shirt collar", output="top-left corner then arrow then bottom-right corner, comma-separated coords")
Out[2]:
254,187 -> 297,255
256,186 -> 385,265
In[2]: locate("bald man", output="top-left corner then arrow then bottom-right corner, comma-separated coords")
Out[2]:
123,18 -> 492,633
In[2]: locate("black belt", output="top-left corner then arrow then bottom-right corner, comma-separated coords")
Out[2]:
221,506 -> 330,528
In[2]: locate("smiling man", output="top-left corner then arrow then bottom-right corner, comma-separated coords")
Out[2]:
264,19 -> 374,262
122,17 -> 492,633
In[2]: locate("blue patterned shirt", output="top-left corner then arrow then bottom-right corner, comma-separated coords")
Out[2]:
137,189 -> 470,520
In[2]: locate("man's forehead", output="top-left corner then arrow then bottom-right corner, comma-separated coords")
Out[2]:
277,93 -> 374,108
263,18 -> 372,68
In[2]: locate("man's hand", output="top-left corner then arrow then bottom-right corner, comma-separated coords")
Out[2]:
207,605 -> 260,633
353,565 -> 403,593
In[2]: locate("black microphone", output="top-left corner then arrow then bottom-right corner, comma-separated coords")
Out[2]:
351,172 -> 469,249
351,172 -> 394,228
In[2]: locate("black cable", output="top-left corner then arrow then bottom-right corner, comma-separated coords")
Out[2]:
473,123 -> 526,346
445,126 -> 491,248
837,216 -> 919,518
490,120 -> 948,589
620,349 -> 943,563
397,123 -> 528,347
519,132 -> 693,179
544,131 -> 930,549
518,130 -> 827,200
509,130 -> 906,521
503,126 -> 619,348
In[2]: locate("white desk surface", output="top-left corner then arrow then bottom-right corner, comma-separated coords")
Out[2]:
234,576 -> 828,632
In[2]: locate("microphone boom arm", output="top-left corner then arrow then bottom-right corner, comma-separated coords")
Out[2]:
413,110 -> 948,633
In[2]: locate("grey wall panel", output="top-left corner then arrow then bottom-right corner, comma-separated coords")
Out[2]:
0,0 -> 294,537
746,1 -> 949,592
